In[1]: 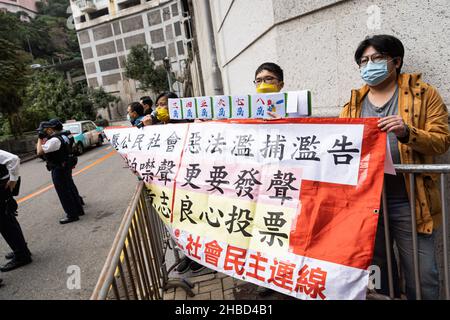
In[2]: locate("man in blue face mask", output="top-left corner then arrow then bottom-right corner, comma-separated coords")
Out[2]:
341,34 -> 450,300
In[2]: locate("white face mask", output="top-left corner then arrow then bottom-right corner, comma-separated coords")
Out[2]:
127,114 -> 132,122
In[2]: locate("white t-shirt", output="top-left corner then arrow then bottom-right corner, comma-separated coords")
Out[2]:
0,149 -> 20,181
42,137 -> 62,153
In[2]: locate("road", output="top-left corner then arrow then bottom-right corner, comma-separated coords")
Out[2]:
0,140 -> 137,300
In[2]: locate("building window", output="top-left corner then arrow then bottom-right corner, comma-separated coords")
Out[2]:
113,22 -> 121,35
165,24 -> 174,40
88,8 -> 109,21
174,22 -> 182,37
124,33 -> 146,50
96,41 -> 116,57
78,30 -> 91,45
116,39 -> 124,52
150,28 -> 164,43
93,24 -> 113,41
85,62 -> 97,75
121,15 -> 144,33
177,41 -> 184,55
162,7 -> 171,21
82,47 -> 94,59
171,3 -> 179,17
99,57 -> 119,72
118,55 -> 127,68
118,0 -> 141,11
76,15 -> 86,23
153,46 -> 167,61
148,10 -> 162,26
102,73 -> 122,86
88,77 -> 99,88
168,43 -> 176,58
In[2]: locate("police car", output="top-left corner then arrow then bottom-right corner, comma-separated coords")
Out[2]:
63,120 -> 104,155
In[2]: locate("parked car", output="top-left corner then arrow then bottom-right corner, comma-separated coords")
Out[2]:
63,120 -> 104,155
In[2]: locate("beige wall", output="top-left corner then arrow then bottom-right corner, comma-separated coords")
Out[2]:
203,0 -> 450,116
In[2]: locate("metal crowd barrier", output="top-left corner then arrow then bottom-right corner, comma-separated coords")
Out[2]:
92,165 -> 449,300
90,182 -> 194,300
381,164 -> 450,300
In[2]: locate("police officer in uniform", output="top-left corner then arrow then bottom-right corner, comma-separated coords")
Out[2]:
36,119 -> 85,224
0,149 -> 32,273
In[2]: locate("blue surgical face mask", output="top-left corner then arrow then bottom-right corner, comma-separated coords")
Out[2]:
360,60 -> 393,86
127,114 -> 132,122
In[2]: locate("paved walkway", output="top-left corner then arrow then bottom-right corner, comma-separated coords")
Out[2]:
163,269 -> 296,301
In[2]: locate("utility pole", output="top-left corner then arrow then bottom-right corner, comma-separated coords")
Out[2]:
163,56 -> 173,92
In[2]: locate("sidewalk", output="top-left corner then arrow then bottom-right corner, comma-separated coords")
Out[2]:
162,265 -> 389,300
163,268 -> 295,301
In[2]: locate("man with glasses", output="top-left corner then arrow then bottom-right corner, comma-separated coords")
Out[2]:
254,62 -> 284,93
127,102 -> 145,127
340,34 -> 450,299
253,62 -> 285,119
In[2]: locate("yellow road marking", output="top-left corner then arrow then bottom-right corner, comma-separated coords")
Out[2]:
17,150 -> 116,204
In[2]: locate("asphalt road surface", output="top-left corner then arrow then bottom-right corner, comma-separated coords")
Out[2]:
0,140 -> 137,300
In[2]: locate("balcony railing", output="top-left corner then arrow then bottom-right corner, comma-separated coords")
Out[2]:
75,0 -> 97,13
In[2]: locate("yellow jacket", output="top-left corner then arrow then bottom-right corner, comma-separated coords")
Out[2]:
340,73 -> 450,234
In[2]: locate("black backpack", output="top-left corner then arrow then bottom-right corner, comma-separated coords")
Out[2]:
56,132 -> 78,169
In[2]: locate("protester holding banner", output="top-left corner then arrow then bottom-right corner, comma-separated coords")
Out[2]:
139,96 -> 154,116
141,92 -> 175,126
194,61 -> 285,123
340,34 -> 450,299
127,102 -> 145,127
253,62 -> 285,296
254,62 -> 284,119
140,91 -> 205,274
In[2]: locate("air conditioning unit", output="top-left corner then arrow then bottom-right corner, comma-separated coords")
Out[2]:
75,0 -> 97,13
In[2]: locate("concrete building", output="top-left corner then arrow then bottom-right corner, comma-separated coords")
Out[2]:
70,0 -> 193,120
0,0 -> 38,20
190,0 -> 450,117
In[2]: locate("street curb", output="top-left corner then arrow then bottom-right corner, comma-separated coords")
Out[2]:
19,153 -> 39,164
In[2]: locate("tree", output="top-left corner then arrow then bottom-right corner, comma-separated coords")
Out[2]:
0,38 -> 31,136
0,9 -> 80,63
88,87 -> 120,109
36,0 -> 71,18
125,44 -> 169,93
20,69 -> 96,132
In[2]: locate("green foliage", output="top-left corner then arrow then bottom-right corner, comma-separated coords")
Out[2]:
0,6 -> 83,137
20,70 -> 96,132
87,87 -> 120,109
0,38 -> 32,136
0,10 -> 80,62
36,0 -> 71,18
125,45 -> 169,93
17,70 -> 119,133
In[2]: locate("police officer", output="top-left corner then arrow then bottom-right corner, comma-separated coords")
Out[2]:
0,149 -> 32,273
36,119 -> 85,224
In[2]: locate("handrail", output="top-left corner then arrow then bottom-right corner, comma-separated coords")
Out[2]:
393,164 -> 450,173
381,163 -> 449,300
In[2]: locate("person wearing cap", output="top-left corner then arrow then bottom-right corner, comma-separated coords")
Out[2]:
36,119 -> 85,224
0,149 -> 32,272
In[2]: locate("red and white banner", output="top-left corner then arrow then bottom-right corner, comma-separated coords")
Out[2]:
104,118 -> 386,300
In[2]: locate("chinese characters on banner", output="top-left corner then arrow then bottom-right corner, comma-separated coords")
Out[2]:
104,118 -> 386,300
169,91 -> 312,120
